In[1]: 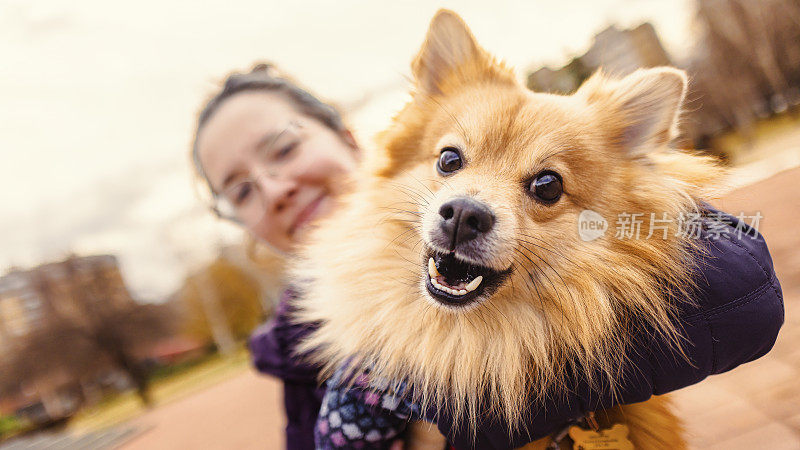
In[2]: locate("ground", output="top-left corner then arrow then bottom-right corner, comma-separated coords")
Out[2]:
120,371 -> 284,450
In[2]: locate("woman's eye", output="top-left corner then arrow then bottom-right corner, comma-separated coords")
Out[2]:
233,182 -> 254,205
437,147 -> 463,174
528,170 -> 563,204
276,141 -> 298,159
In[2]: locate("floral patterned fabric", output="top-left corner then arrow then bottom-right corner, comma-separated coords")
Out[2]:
315,368 -> 421,449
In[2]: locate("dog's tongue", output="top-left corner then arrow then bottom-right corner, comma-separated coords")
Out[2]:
434,274 -> 467,290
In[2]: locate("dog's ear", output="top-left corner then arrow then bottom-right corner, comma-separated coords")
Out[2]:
578,67 -> 687,156
412,9 -> 486,95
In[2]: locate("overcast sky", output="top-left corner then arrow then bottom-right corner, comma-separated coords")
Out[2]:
0,0 -> 694,300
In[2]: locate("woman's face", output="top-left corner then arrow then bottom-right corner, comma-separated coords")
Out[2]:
196,91 -> 359,253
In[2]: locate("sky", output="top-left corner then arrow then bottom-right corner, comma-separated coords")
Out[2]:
0,0 -> 694,301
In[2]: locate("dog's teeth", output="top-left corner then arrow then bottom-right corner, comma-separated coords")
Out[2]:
428,257 -> 440,278
465,276 -> 483,292
430,274 -> 471,297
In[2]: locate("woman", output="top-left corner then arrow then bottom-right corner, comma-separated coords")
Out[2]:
191,65 -> 783,449
192,64 -> 357,449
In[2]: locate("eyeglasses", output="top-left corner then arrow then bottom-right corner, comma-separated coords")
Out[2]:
210,121 -> 305,224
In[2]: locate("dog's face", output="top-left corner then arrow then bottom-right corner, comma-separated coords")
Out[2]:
413,87 -> 623,312
296,10 -> 720,427
377,12 -> 694,315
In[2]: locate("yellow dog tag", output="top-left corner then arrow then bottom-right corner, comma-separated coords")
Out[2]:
568,423 -> 634,450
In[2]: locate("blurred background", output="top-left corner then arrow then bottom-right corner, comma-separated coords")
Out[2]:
1,0 -> 799,448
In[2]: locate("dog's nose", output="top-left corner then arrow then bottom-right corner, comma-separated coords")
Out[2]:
438,197 -> 495,249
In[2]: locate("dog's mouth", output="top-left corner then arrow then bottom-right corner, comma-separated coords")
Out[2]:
424,249 -> 511,308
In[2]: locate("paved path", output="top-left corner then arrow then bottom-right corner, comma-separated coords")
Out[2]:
674,166 -> 800,449
116,167 -> 800,449
0,425 -> 139,450
119,371 -> 284,450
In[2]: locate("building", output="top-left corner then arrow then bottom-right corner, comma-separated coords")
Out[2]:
0,255 -> 139,419
0,255 -> 133,343
527,22 -> 672,95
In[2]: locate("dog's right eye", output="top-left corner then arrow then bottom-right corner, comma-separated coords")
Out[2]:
528,170 -> 563,204
437,147 -> 463,174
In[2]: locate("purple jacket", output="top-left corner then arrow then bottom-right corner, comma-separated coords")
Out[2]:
250,206 -> 783,449
250,294 -> 325,450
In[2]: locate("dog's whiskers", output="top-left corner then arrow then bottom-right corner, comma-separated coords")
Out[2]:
507,252 -> 558,345
383,199 -> 427,209
511,247 -> 579,344
515,240 -> 597,327
408,172 -> 437,201
517,231 -> 601,261
386,182 -> 432,209
378,206 -> 423,217
385,228 -> 421,251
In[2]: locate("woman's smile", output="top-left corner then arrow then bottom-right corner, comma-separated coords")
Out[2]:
289,191 -> 330,238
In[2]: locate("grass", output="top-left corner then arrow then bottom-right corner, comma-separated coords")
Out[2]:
0,414 -> 27,440
68,347 -> 251,433
711,112 -> 800,165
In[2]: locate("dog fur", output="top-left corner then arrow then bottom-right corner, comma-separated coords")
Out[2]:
294,9 -> 723,448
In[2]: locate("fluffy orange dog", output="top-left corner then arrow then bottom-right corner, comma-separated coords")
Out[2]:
295,10 -> 722,449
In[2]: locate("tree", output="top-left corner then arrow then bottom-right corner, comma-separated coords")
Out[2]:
179,257 -> 266,347
686,0 -> 800,147
1,256 -> 175,409
63,258 -> 174,406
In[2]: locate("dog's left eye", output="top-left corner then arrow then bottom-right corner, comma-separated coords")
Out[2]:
437,147 -> 463,174
528,170 -> 563,204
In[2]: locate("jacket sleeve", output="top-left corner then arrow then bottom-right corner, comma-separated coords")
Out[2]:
433,207 -> 784,448
248,288 -> 322,384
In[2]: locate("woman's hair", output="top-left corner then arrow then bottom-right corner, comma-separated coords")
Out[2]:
191,63 -> 346,195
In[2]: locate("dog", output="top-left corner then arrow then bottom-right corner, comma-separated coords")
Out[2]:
294,9 -> 722,449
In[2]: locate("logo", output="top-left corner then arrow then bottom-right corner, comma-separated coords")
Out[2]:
578,209 -> 608,242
